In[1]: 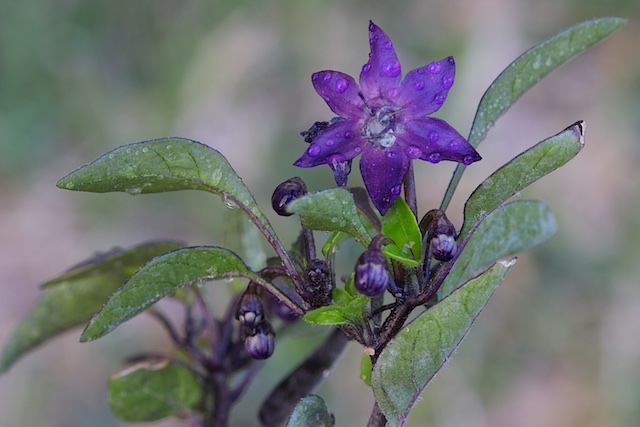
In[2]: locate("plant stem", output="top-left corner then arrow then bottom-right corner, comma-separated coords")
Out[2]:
367,402 -> 387,427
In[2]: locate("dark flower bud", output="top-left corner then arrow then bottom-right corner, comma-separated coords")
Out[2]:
304,259 -> 334,307
244,321 -> 275,360
235,284 -> 264,328
420,209 -> 457,261
264,282 -> 302,323
328,155 -> 352,187
271,177 -> 307,216
354,241 -> 390,297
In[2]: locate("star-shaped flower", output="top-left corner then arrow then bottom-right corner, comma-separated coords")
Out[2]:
294,21 -> 481,215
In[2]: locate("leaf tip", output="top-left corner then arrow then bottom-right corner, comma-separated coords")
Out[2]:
565,120 -> 586,147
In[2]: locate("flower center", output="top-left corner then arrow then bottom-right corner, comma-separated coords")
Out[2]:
363,106 -> 399,148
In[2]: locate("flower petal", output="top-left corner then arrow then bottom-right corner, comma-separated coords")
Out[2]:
293,120 -> 366,167
401,117 -> 481,165
360,144 -> 409,215
359,21 -> 402,102
312,71 -> 365,118
398,57 -> 456,117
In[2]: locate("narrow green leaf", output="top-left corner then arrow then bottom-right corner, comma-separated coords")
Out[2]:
459,121 -> 584,239
371,259 -> 516,426
441,17 -> 625,211
322,231 -> 350,257
381,198 -> 421,266
108,360 -> 201,422
360,353 -> 373,387
439,200 -> 556,299
286,395 -> 333,427
287,188 -> 371,247
469,19 -> 623,148
0,241 -> 183,374
57,137 -> 279,245
332,288 -> 353,306
81,246 -> 301,342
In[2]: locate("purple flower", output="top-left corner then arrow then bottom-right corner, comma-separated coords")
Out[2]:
294,21 -> 481,215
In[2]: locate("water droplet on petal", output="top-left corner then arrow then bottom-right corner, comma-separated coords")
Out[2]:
335,78 -> 349,93
354,146 -> 362,154
447,57 -> 455,65
307,144 -> 321,157
386,151 -> 396,159
325,139 -> 336,147
463,155 -> 476,165
387,88 -> 398,98
405,145 -> 422,159
417,68 -> 425,75
384,40 -> 393,49
442,75 -> 454,89
312,74 -> 319,81
427,131 -> 439,142
434,94 -> 445,105
382,59 -> 401,77
414,81 -> 425,91
344,131 -> 354,140
322,72 -> 332,82
390,185 -> 402,197
427,62 -> 441,74
362,63 -> 372,74
428,152 -> 441,163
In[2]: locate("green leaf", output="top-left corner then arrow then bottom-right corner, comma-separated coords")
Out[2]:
332,288 -> 352,306
57,137 -> 279,244
441,17 -> 625,211
108,359 -> 201,422
287,188 -> 371,247
322,231 -> 351,257
303,295 -> 368,326
81,246 -> 301,341
286,395 -> 333,427
360,353 -> 373,387
459,121 -> 584,240
0,241 -> 183,374
381,198 -> 421,266
371,259 -> 516,427
439,200 -> 556,299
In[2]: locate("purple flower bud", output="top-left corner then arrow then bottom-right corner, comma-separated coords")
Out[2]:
271,177 -> 307,217
264,283 -> 302,323
244,322 -> 275,360
354,245 -> 390,297
235,284 -> 264,328
420,209 -> 457,261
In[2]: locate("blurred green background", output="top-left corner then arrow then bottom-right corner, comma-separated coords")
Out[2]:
1,1 -> 639,426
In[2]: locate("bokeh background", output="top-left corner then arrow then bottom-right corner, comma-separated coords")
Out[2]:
1,1 -> 639,426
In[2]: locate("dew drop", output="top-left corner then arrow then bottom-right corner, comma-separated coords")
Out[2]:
65,181 -> 75,189
344,131 -> 354,140
427,62 -> 441,74
427,131 -> 439,142
462,155 -> 476,165
322,72 -> 332,82
108,154 -> 115,159
307,144 -> 321,157
141,147 -> 148,153
532,53 -> 542,70
405,145 -> 422,159
126,148 -> 132,154
417,68 -> 426,75
386,151 -> 396,159
354,146 -> 362,153
166,144 -> 172,150
442,75 -> 454,89
382,59 -> 401,77
413,81 -> 425,91
362,63 -> 372,74
434,94 -> 445,105
335,78 -> 349,93
428,152 -> 441,163
387,88 -> 398,98
447,57 -> 455,65
384,40 -> 393,49
223,197 -> 237,209
390,184 -> 402,197
125,187 -> 142,195
312,74 -> 319,81
325,139 -> 336,147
